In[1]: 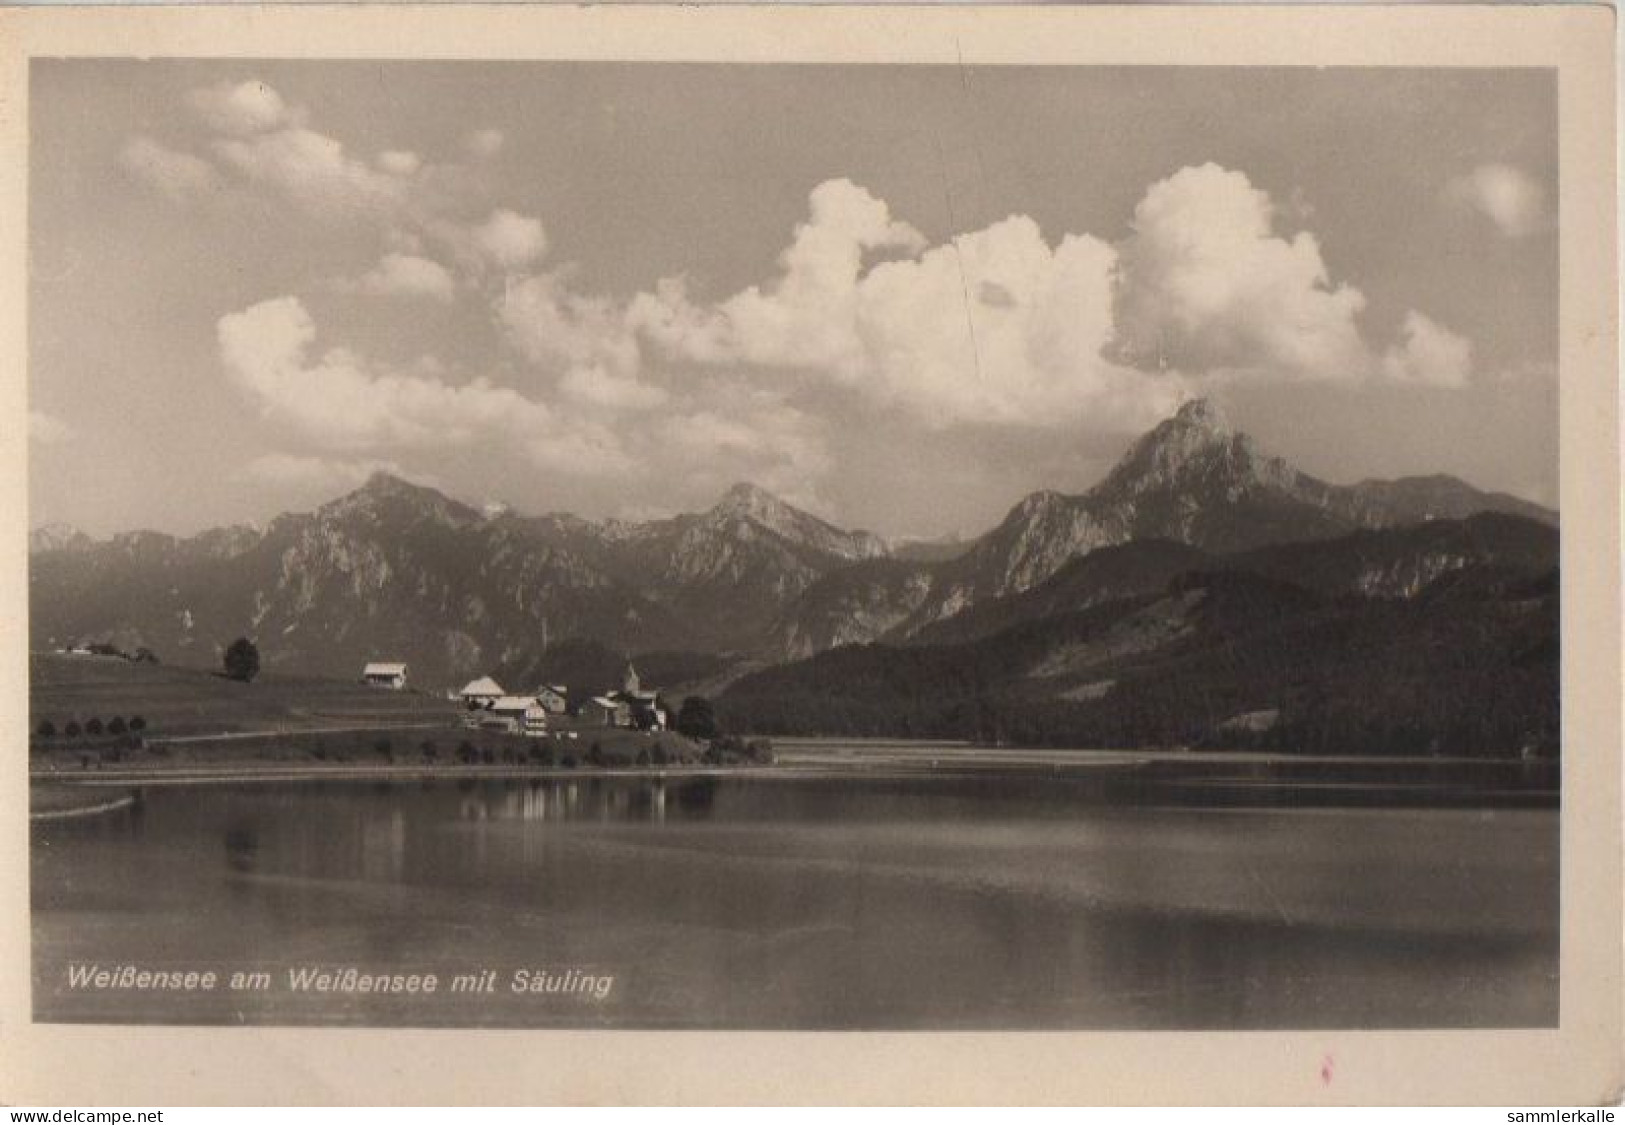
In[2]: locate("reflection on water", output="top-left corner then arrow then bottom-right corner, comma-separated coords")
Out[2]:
455,778 -> 673,825
31,765 -> 1558,1030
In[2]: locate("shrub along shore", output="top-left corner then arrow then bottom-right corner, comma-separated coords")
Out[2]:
28,721 -> 774,777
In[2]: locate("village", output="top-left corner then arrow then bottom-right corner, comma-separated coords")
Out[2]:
360,660 -> 672,739
28,640 -> 782,779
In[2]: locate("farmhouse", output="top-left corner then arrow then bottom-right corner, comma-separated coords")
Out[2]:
460,676 -> 505,707
533,685 -> 570,715
361,662 -> 408,690
478,695 -> 549,737
578,695 -> 630,728
522,705 -> 549,737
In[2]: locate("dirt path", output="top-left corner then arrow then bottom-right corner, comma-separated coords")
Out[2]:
150,721 -> 448,745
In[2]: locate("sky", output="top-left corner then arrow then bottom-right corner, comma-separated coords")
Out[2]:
29,61 -> 1558,540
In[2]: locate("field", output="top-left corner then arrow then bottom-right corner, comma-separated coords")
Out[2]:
30,652 -> 460,737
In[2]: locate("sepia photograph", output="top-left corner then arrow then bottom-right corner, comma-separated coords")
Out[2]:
3,2 -> 1619,1106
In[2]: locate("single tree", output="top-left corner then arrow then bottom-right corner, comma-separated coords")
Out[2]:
36,719 -> 56,739
108,716 -> 127,735
223,637 -> 261,683
84,717 -> 104,736
128,716 -> 147,733
63,720 -> 82,739
675,696 -> 719,740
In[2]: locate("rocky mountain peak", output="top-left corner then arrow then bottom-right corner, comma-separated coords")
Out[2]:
321,471 -> 480,529
359,470 -> 422,496
1095,398 -> 1254,498
712,481 -> 789,523
696,481 -> 887,565
1172,396 -> 1232,433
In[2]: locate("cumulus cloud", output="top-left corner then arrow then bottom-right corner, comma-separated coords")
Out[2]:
558,366 -> 668,412
1382,310 -> 1473,388
29,410 -> 74,445
500,168 -> 1491,438
119,136 -> 220,202
217,294 -> 837,512
621,168 -> 1489,431
499,271 -> 639,375
343,253 -> 457,302
630,179 -> 1179,429
218,295 -> 557,450
471,209 -> 547,271
464,128 -> 505,160
375,150 -> 422,177
189,81 -> 297,136
212,126 -> 406,221
201,124 -> 1494,524
1115,163 -> 1371,382
848,218 -> 1168,427
1445,163 -> 1547,238
158,80 -> 455,229
644,179 -> 925,372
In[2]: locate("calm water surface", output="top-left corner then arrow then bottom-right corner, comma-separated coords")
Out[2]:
31,759 -> 1558,1029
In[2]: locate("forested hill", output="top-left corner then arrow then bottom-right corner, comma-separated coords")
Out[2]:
716,560 -> 1559,759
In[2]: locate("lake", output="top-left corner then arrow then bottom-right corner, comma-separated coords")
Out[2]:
30,754 -> 1559,1029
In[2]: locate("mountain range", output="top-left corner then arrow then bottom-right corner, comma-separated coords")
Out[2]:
30,398 -> 1558,715
768,398 -> 1555,656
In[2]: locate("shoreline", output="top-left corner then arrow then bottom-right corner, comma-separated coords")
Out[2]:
26,744 -> 1562,793
28,762 -> 790,787
29,791 -> 139,821
26,733 -> 1562,785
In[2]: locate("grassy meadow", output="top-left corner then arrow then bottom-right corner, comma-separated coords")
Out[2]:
31,652 -> 457,736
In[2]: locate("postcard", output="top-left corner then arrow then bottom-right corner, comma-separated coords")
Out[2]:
0,3 -> 1618,1106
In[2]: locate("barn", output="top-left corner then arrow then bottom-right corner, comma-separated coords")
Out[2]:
362,662 -> 408,690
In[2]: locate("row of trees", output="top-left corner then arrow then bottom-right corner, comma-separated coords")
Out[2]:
36,715 -> 147,739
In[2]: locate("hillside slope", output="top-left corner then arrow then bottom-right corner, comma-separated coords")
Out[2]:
721,564 -> 1559,758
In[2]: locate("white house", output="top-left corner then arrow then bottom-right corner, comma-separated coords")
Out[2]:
522,705 -> 550,737
483,695 -> 550,738
362,662 -> 409,690
460,676 -> 505,707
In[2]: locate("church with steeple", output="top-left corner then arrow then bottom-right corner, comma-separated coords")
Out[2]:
610,661 -> 666,730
